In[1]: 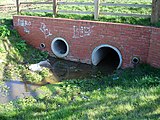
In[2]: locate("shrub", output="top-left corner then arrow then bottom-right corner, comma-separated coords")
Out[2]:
0,25 -> 10,38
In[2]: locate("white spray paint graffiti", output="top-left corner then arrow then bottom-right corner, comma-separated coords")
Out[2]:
73,25 -> 94,38
17,19 -> 31,34
39,22 -> 52,38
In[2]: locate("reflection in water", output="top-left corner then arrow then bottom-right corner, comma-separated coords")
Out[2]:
0,57 -> 115,104
0,80 -> 39,104
49,57 -> 115,81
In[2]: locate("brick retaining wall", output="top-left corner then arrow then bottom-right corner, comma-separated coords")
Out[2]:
13,15 -> 160,68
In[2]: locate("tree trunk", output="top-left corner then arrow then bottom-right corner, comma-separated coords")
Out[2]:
151,0 -> 160,24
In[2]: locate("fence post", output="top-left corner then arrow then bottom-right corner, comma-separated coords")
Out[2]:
94,0 -> 100,20
151,0 -> 160,24
53,0 -> 57,17
16,0 -> 20,14
159,4 -> 160,17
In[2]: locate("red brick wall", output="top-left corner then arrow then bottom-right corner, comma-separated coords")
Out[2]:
148,28 -> 160,68
13,15 -> 160,68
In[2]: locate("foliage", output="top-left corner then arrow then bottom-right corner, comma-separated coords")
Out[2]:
0,25 -> 10,38
0,19 -> 49,83
23,68 -> 52,83
0,81 -> 10,96
14,40 -> 27,53
20,0 -> 160,27
0,64 -> 159,119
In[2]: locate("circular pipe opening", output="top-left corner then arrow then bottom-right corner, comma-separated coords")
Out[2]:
92,44 -> 122,69
40,43 -> 46,49
132,57 -> 140,65
51,37 -> 69,58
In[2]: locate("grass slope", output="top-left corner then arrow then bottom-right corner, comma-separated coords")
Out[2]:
0,19 -> 50,83
0,64 -> 160,119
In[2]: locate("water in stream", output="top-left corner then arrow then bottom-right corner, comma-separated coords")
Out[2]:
0,57 -> 116,104
0,80 -> 39,104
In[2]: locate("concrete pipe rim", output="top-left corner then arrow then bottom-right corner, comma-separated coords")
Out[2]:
40,43 -> 46,49
132,56 -> 140,65
51,37 -> 69,58
91,44 -> 122,69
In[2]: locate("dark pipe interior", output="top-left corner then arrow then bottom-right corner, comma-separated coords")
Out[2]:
54,40 -> 67,54
97,47 -> 120,69
132,57 -> 140,65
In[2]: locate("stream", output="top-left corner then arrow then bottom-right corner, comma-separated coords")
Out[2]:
0,57 -> 115,104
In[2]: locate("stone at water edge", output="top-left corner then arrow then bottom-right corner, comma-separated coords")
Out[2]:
29,64 -> 42,72
29,60 -> 51,72
0,59 -> 5,64
38,60 -> 51,67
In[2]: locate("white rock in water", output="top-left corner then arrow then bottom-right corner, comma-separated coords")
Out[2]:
29,64 -> 42,72
38,60 -> 51,67
0,59 -> 4,64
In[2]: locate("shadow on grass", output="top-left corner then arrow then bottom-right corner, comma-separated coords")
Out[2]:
1,87 -> 159,120
94,96 -> 160,119
0,64 -> 159,119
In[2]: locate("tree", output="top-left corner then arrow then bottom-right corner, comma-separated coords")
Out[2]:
151,0 -> 160,24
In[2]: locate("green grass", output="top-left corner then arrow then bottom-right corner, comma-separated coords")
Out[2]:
0,19 -> 159,119
19,0 -> 160,27
57,0 -> 151,15
1,0 -> 159,27
0,0 -> 14,4
21,12 -> 160,27
0,64 -> 160,119
0,19 -> 51,83
0,1 -> 160,119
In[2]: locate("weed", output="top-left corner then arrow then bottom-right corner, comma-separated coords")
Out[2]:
23,68 -> 52,83
0,25 -> 10,38
0,64 -> 159,120
14,40 -> 27,53
0,18 -> 49,83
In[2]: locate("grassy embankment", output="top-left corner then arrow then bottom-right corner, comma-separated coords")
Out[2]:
0,0 -> 160,119
0,19 -> 50,84
0,63 -> 160,119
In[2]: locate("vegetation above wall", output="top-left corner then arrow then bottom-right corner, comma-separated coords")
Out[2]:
22,12 -> 160,27
19,0 -> 160,27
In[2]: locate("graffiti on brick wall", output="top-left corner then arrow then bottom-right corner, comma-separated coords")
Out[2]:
17,19 -> 31,34
39,22 -> 52,38
73,25 -> 94,38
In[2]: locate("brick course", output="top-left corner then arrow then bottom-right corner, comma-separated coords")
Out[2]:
13,15 -> 160,68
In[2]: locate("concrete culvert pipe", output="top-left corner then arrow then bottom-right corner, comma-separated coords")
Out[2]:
51,37 -> 69,58
92,44 -> 122,69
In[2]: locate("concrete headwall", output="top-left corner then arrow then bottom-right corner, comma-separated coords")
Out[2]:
13,15 -> 160,68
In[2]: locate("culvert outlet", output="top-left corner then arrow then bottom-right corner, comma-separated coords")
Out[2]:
40,43 -> 46,49
92,44 -> 122,69
51,37 -> 69,58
